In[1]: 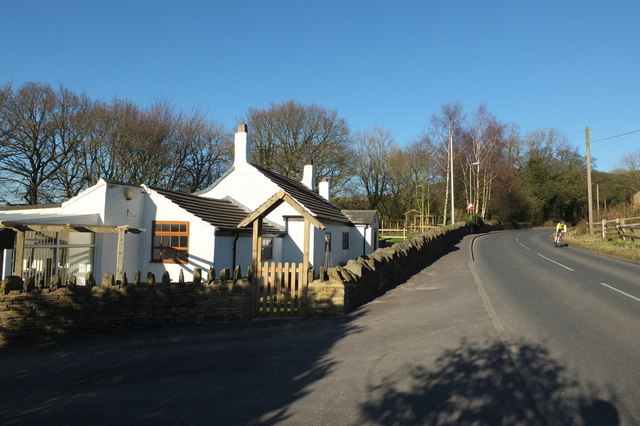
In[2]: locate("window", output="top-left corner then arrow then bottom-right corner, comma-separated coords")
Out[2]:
152,221 -> 189,263
262,237 -> 273,259
342,232 -> 349,250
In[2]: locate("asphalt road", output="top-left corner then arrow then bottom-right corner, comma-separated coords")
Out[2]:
1,231 -> 636,425
472,228 -> 640,425
0,234 -> 548,426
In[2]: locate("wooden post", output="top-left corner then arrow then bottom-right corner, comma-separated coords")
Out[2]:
12,230 -> 25,277
302,218 -> 311,315
602,219 -> 606,240
252,219 -> 263,315
586,127 -> 594,235
251,219 -> 263,279
116,228 -> 126,281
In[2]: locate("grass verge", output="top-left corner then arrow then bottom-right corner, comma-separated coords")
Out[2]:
564,232 -> 640,263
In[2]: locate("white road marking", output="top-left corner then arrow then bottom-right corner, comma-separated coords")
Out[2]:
537,254 -> 574,271
519,243 -> 531,250
600,282 -> 640,303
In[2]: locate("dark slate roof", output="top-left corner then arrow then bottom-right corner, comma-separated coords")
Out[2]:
0,203 -> 62,211
151,186 -> 282,233
341,210 -> 378,225
252,164 -> 352,225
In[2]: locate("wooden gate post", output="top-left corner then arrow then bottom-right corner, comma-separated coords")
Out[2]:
116,227 -> 126,282
251,219 -> 263,315
12,230 -> 25,277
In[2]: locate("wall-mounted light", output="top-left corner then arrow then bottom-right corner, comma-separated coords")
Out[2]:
124,188 -> 135,200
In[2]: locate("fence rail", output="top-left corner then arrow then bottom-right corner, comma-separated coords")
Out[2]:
595,217 -> 640,242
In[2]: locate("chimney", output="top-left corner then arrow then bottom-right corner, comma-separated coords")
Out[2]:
319,179 -> 330,201
301,162 -> 315,190
234,123 -> 250,166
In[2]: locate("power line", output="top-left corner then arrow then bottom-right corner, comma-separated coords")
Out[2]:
591,129 -> 640,143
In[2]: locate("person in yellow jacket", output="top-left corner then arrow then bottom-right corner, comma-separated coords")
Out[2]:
554,220 -> 567,247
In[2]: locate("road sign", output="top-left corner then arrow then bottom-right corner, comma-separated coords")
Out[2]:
466,203 -> 475,210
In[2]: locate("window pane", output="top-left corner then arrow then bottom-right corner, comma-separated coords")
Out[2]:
179,224 -> 186,233
179,236 -> 188,247
177,251 -> 188,262
170,224 -> 179,232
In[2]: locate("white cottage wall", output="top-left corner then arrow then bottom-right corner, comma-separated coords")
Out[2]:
212,234 -> 253,275
281,220 -> 307,266
138,189 -> 217,283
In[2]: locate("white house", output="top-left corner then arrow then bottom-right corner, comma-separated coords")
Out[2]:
0,124 -> 378,284
197,124 -> 377,269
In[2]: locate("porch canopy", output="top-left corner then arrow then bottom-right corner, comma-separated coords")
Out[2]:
237,189 -> 325,283
0,220 -> 144,278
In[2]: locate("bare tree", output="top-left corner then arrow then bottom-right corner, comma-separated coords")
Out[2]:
404,138 -> 439,217
246,100 -> 353,193
78,98 -> 174,186
353,125 -> 396,215
162,112 -> 232,192
463,105 -> 505,218
0,82 -> 83,204
427,103 -> 465,225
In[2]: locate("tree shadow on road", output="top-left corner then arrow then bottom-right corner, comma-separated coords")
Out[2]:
0,314 -> 366,425
359,339 -> 622,425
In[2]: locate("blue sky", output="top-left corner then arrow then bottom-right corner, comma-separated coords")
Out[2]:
2,0 -> 638,171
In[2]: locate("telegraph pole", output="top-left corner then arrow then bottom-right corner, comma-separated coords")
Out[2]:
586,126 -> 594,234
449,134 -> 455,225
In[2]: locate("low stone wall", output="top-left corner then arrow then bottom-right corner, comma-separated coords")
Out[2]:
0,225 -> 468,346
0,277 -> 251,347
307,224 -> 468,316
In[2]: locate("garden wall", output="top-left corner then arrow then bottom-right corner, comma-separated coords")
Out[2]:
0,269 -> 251,347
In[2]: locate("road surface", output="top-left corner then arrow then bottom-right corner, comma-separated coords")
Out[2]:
472,228 -> 640,425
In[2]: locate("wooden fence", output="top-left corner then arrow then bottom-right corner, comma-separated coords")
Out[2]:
379,219 -> 439,240
595,217 -> 640,242
254,262 -> 306,316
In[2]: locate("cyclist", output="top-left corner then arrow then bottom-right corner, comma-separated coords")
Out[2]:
554,220 -> 567,247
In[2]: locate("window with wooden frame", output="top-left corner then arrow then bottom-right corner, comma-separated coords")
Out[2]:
262,237 -> 273,260
152,221 -> 189,263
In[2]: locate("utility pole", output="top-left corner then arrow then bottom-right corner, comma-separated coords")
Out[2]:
449,134 -> 455,225
586,126 -> 594,234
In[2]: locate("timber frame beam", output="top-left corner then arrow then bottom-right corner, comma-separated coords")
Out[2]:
237,189 -> 325,230
0,221 -> 144,234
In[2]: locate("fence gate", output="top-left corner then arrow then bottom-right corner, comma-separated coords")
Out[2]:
253,262 -> 307,317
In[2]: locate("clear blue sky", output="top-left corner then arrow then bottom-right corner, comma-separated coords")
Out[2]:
2,0 -> 639,171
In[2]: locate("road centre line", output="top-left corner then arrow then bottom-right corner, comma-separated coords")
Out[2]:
537,254 -> 574,271
519,243 -> 531,250
600,282 -> 640,303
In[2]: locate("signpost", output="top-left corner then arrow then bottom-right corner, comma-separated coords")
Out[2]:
467,203 -> 475,217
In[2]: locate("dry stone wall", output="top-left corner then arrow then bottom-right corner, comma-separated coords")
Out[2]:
0,225 -> 469,346
306,224 -> 468,316
0,272 -> 251,347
